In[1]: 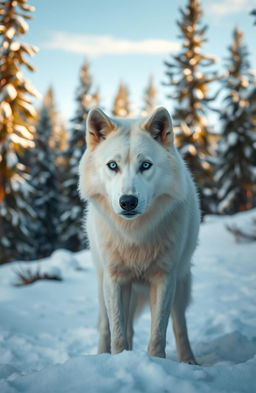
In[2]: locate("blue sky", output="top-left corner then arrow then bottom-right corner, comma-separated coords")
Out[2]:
25,0 -> 256,123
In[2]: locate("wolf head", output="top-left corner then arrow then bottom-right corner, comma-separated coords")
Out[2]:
79,107 -> 187,226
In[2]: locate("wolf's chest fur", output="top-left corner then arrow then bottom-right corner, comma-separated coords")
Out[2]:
102,228 -> 173,282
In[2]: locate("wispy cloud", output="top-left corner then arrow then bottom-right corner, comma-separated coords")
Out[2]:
208,0 -> 254,17
44,32 -> 179,56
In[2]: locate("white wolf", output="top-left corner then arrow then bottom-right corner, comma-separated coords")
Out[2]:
79,107 -> 200,363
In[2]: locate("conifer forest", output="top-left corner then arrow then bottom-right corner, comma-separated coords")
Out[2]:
0,0 -> 256,264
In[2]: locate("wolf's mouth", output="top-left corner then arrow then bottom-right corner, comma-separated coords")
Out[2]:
121,210 -> 140,218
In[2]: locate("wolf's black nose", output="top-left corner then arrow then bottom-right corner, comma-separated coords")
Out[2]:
119,195 -> 138,211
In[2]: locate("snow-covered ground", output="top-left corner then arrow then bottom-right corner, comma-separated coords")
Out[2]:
0,210 -> 256,393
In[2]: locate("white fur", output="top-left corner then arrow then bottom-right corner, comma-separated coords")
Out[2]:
79,107 -> 200,363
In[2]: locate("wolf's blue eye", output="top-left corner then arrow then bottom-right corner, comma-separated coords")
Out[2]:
107,161 -> 118,171
140,161 -> 152,171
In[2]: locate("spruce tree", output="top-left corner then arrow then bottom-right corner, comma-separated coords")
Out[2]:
215,28 -> 256,213
142,75 -> 158,116
30,105 -> 60,258
0,0 -> 39,263
164,0 -> 218,214
249,10 -> 256,169
59,61 -> 100,251
251,9 -> 256,25
112,82 -> 131,117
43,86 -> 68,153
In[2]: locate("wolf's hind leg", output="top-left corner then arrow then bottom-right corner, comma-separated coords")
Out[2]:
171,273 -> 197,364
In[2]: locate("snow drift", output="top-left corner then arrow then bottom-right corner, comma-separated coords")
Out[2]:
0,210 -> 255,393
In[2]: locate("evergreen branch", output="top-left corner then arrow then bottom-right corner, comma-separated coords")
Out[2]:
13,266 -> 63,286
225,223 -> 256,243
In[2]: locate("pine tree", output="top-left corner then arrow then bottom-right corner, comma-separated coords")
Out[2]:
164,0 -> 218,214
59,61 -> 100,251
30,105 -> 60,258
43,86 -> 68,153
0,0 -> 39,263
215,28 -> 256,214
112,82 -> 131,117
249,10 -> 256,169
142,75 -> 158,116
251,9 -> 256,25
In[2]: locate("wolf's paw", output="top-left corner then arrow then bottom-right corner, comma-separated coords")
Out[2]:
181,357 -> 199,365
148,343 -> 166,358
148,350 -> 166,358
111,339 -> 127,354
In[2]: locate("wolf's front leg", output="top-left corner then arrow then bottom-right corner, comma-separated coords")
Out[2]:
148,273 -> 176,358
97,270 -> 110,354
103,271 -> 131,354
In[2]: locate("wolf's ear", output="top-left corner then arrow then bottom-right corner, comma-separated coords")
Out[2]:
143,107 -> 173,147
86,108 -> 116,150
